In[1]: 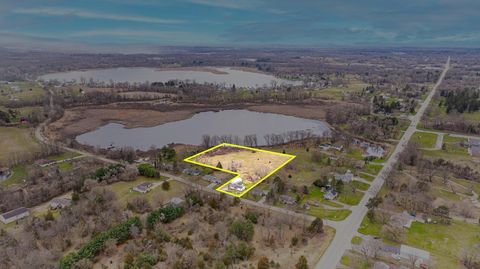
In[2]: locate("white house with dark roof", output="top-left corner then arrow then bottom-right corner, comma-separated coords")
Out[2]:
228,177 -> 246,192
133,182 -> 153,193
0,207 -> 30,224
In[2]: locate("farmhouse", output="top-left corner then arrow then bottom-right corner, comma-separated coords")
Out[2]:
228,177 -> 246,192
50,198 -> 72,210
0,167 -> 11,180
0,207 -> 30,224
279,195 -> 297,205
133,182 -> 153,193
324,189 -> 338,200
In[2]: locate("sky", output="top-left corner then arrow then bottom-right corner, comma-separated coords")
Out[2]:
1,0 -> 480,51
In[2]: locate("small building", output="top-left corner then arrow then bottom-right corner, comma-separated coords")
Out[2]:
0,207 -> 30,224
364,145 -> 385,158
279,195 -> 297,205
167,197 -> 185,207
331,144 -> 344,151
182,168 -> 201,176
324,189 -> 338,200
319,143 -> 332,150
228,177 -> 246,192
400,245 -> 430,266
50,198 -> 72,210
202,174 -> 221,184
0,167 -> 11,180
469,138 -> 480,157
133,182 -> 153,193
373,262 -> 390,269
335,170 -> 354,183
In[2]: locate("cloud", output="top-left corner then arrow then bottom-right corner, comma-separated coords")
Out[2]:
13,7 -> 185,24
186,0 -> 253,9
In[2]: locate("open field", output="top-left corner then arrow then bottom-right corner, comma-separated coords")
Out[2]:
0,127 -> 41,164
0,81 -> 46,104
412,131 -> 438,148
187,143 -> 294,197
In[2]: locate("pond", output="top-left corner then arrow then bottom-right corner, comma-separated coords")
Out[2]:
38,67 -> 301,88
76,110 -> 330,150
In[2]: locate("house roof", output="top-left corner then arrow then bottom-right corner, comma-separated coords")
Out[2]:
0,167 -> 10,173
135,182 -> 153,191
51,198 -> 71,207
1,207 -> 29,220
202,175 -> 220,182
400,245 -> 430,260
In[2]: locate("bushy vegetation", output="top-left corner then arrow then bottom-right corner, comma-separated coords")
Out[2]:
440,89 -> 480,114
94,163 -> 125,181
59,217 -> 142,269
147,205 -> 184,229
229,220 -> 254,241
137,163 -> 158,178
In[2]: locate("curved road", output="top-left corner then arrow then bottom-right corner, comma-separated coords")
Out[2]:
315,57 -> 450,269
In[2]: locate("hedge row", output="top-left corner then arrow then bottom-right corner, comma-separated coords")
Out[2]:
59,217 -> 142,269
147,205 -> 184,229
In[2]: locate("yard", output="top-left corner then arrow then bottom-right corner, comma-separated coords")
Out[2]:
412,131 -> 438,148
0,82 -> 46,104
308,206 -> 351,221
0,127 -> 41,164
406,221 -> 480,269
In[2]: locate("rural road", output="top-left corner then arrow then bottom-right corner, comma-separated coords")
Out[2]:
314,56 -> 450,269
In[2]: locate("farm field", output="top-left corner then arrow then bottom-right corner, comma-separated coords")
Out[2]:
0,127 -> 41,164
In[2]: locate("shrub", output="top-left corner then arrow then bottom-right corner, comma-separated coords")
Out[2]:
229,220 -> 254,241
147,205 -> 184,229
244,211 -> 259,224
137,163 -> 158,178
162,181 -> 170,191
59,217 -> 142,269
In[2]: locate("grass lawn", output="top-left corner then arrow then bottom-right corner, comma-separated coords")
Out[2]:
50,151 -> 81,161
431,188 -> 463,202
109,177 -> 189,207
337,188 -> 364,205
57,162 -> 73,171
1,164 -> 27,186
304,186 -> 344,208
363,163 -> 383,175
0,81 -> 46,104
406,221 -> 480,269
352,180 -> 370,191
412,131 -> 438,148
359,172 -> 375,182
358,215 -> 383,237
351,236 -> 363,245
340,255 -> 352,266
308,206 -> 351,221
0,127 -> 40,163
453,178 -> 480,195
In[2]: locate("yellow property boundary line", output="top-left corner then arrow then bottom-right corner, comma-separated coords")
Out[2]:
183,143 -> 296,197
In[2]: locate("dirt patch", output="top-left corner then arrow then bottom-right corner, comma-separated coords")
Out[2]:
248,104 -> 330,122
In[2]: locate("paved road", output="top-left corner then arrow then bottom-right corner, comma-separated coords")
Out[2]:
315,57 -> 450,269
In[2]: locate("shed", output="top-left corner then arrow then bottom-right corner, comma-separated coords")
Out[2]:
0,207 -> 30,224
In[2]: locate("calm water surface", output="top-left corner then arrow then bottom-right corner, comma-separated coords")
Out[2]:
76,110 -> 330,150
39,67 -> 301,88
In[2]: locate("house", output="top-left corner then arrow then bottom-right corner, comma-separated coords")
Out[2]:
468,138 -> 480,157
279,195 -> 297,205
0,167 -> 11,180
0,207 -> 30,224
364,145 -> 385,158
319,143 -> 332,150
134,157 -> 150,164
133,182 -> 153,193
331,144 -> 344,151
324,189 -> 338,200
167,197 -> 185,207
335,170 -> 354,183
373,262 -> 390,269
182,168 -> 201,176
228,177 -> 246,192
400,245 -> 430,267
202,174 -> 221,184
50,198 -> 72,209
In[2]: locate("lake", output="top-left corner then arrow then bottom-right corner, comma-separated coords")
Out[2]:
39,67 -> 301,88
76,110 -> 330,150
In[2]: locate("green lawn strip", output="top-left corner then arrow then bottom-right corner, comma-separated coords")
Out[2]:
351,236 -> 363,245
358,215 -> 383,236
340,255 -> 352,266
406,221 -> 480,269
452,178 -> 480,195
363,163 -> 383,175
352,180 -> 370,191
443,135 -> 467,144
412,131 -> 438,148
58,162 -> 73,171
431,187 -> 463,202
304,186 -> 343,208
109,176 -> 168,203
321,199 -> 344,208
359,172 -> 375,182
50,151 -> 81,161
308,206 -> 351,221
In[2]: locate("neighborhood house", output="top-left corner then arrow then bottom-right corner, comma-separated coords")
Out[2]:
334,169 -> 354,183
133,182 -> 154,193
182,168 -> 201,176
0,167 -> 11,180
50,198 -> 72,210
0,207 -> 30,224
228,177 -> 246,192
202,174 -> 221,184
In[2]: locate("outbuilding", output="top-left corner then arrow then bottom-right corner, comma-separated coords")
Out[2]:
0,207 -> 30,224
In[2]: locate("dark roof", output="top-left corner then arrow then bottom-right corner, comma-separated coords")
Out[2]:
135,182 -> 153,190
1,207 -> 29,219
